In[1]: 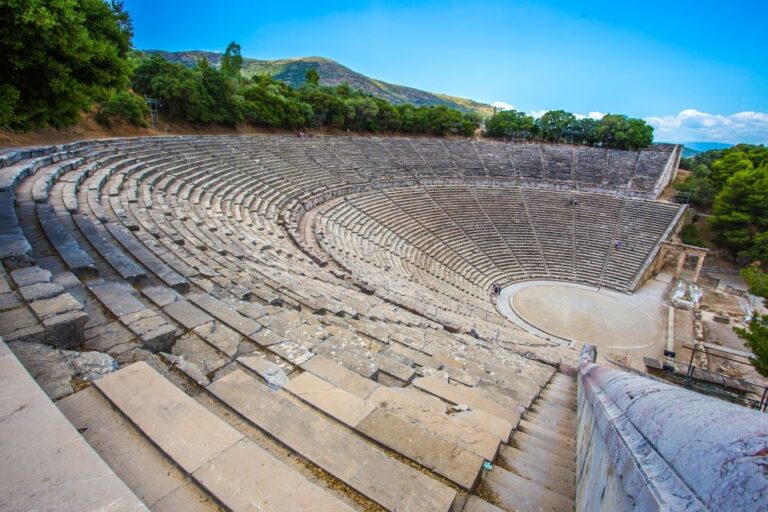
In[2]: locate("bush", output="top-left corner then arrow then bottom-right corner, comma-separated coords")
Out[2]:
680,223 -> 705,247
96,91 -> 149,127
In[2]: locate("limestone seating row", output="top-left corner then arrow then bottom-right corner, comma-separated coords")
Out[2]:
0,264 -> 89,348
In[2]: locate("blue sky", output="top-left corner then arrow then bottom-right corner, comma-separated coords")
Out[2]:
126,0 -> 767,144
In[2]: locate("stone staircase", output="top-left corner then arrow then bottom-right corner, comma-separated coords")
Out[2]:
55,358 -> 578,511
479,373 -> 577,512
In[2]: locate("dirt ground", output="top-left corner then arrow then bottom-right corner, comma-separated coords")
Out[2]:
506,279 -> 669,370
0,113 -> 479,150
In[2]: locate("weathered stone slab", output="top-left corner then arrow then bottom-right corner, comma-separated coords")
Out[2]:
0,340 -> 147,511
29,293 -> 82,320
163,300 -> 213,330
188,293 -> 261,336
84,321 -> 136,354
0,292 -> 22,312
0,307 -> 39,335
9,341 -> 74,399
238,355 -> 292,388
94,361 -> 243,473
302,355 -> 379,400
171,333 -> 229,375
208,369 -> 457,512
193,321 -> 241,357
58,387 -> 216,510
73,214 -> 147,284
270,340 -> 314,365
285,372 -> 375,427
142,285 -> 183,307
357,407 -> 484,490
106,222 -> 189,292
87,280 -> 145,317
193,439 -> 354,512
19,282 -> 64,302
248,327 -> 285,346
312,336 -> 378,379
41,309 -> 88,349
9,265 -> 51,287
366,386 -> 500,461
413,376 -> 523,432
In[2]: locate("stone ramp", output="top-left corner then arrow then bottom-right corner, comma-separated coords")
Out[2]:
208,368 -> 458,512
0,338 -> 147,512
92,361 -> 355,512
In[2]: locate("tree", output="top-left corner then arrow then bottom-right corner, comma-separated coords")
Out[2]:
734,314 -> 768,378
710,151 -> 754,190
596,114 -> 653,150
0,0 -> 134,128
305,68 -> 320,86
537,110 -> 576,142
740,266 -> 768,300
709,166 -> 768,255
485,110 -> 536,138
220,42 -> 243,79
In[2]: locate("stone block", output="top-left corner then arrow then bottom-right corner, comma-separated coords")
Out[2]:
19,282 -> 65,302
10,266 -> 52,288
42,310 -> 88,349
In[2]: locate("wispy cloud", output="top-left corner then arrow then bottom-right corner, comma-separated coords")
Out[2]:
645,109 -> 768,144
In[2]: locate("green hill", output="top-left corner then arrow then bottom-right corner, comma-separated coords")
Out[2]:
141,50 -> 494,116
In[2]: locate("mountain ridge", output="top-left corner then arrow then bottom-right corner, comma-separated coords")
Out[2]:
141,50 -> 495,116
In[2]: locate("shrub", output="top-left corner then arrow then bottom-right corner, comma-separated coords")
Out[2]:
96,91 -> 149,127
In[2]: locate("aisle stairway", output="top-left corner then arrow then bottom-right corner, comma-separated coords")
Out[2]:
478,373 -> 577,512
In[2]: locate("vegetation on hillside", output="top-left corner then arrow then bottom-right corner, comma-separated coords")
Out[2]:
484,109 -> 653,150
142,50 -> 496,116
676,145 -> 768,261
0,0 -> 133,129
132,52 -> 481,135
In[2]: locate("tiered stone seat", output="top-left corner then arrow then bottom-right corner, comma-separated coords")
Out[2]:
0,133 -> 682,512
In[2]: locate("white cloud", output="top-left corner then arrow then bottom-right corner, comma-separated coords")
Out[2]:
491,101 -> 515,111
529,110 -> 548,119
645,109 -> 768,144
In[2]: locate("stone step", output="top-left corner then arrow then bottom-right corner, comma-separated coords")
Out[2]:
0,340 -> 147,512
543,382 -> 577,397
187,293 -> 262,337
58,386 -> 220,511
301,354 -> 379,400
523,410 -> 575,436
483,467 -> 574,512
105,222 -> 189,292
365,385 -> 501,462
94,362 -> 354,512
510,432 -> 576,471
497,445 -> 575,499
539,392 -> 576,410
86,280 -> 176,352
532,400 -> 577,419
72,213 -> 148,285
286,371 -> 484,490
412,375 -> 523,432
519,418 -> 576,448
208,368 -> 457,511
462,495 -> 505,512
550,373 -> 576,385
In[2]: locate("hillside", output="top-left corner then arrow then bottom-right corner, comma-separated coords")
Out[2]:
142,50 -> 494,116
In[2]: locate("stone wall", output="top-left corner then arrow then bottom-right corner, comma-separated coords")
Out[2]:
577,355 -> 768,511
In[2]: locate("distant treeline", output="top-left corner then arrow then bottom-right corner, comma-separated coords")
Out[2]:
484,109 -> 654,150
0,1 -> 653,148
